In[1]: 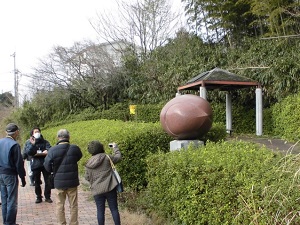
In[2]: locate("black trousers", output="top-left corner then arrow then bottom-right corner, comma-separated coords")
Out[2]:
32,167 -> 51,199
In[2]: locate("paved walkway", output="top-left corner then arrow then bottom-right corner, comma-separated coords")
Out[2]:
0,177 -> 114,225
233,136 -> 300,154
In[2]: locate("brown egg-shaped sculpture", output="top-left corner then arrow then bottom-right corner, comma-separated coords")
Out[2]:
160,94 -> 213,140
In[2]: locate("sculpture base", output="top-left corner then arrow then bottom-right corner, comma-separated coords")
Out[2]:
170,140 -> 204,151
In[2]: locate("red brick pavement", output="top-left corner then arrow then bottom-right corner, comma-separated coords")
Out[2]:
0,177 -> 114,225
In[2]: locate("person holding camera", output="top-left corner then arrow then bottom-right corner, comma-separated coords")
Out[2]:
85,141 -> 122,225
0,123 -> 26,225
23,127 -> 52,203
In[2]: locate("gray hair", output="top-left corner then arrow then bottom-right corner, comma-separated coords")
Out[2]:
57,129 -> 70,139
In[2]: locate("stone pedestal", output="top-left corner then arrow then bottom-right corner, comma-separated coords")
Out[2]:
170,140 -> 204,151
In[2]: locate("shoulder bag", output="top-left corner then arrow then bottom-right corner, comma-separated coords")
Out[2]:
106,155 -> 123,193
49,145 -> 70,189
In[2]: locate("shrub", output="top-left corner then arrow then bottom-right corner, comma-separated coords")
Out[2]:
132,103 -> 165,123
272,93 -> 300,142
144,141 -> 300,224
42,119 -> 172,190
262,107 -> 274,136
42,119 -> 226,191
201,122 -> 227,143
211,102 -> 256,135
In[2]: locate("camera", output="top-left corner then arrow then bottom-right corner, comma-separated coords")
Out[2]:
108,143 -> 113,148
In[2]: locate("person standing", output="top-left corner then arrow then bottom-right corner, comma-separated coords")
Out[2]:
24,127 -> 52,203
0,123 -> 26,225
44,129 -> 82,225
22,147 -> 34,186
85,141 -> 122,225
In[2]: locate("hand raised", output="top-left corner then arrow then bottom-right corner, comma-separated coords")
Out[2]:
29,136 -> 35,145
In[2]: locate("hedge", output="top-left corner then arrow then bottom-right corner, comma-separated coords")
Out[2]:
144,141 -> 300,224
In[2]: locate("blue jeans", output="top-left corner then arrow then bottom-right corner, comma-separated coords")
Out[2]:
0,174 -> 19,225
94,188 -> 120,225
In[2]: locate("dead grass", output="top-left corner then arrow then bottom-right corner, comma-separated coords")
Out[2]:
120,209 -> 152,225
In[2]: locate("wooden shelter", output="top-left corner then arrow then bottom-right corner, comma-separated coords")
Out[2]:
177,68 -> 263,135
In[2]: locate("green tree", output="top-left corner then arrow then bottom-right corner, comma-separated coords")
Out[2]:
183,0 -> 300,43
250,0 -> 300,37
182,0 -> 258,44
124,29 -> 228,104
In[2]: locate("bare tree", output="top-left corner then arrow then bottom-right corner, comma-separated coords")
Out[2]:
27,41 -> 125,109
90,0 -> 182,57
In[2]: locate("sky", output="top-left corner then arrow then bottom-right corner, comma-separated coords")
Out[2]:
0,0 -> 185,103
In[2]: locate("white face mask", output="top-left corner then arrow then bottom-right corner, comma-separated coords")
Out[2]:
33,132 -> 41,139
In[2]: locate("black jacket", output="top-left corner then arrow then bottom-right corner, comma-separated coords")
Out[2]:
23,137 -> 51,170
44,139 -> 82,189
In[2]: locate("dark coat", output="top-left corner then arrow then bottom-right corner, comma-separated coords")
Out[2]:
44,139 -> 82,189
23,137 -> 51,170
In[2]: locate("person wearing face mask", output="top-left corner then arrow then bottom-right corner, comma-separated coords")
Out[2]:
23,127 -> 52,203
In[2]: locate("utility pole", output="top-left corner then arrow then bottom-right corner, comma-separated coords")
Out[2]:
11,52 -> 19,108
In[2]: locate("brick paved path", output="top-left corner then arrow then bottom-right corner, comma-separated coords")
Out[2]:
0,177 -> 114,225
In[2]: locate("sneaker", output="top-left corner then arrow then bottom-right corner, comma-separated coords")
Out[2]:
45,198 -> 53,203
35,198 -> 42,204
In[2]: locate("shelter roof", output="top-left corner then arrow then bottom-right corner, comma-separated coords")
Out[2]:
178,68 -> 260,91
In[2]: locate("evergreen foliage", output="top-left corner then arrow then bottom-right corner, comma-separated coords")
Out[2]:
42,119 -> 172,190
144,141 -> 300,224
182,0 -> 300,42
40,119 -> 225,191
272,93 -> 300,142
15,35 -> 300,132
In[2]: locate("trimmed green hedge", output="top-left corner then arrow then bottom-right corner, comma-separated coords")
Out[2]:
42,119 -> 226,191
144,141 -> 300,224
42,119 -> 172,190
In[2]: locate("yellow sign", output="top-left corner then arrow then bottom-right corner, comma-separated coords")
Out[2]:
129,105 -> 137,115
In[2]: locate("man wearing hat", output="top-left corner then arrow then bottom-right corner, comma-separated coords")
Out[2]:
0,123 -> 26,225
